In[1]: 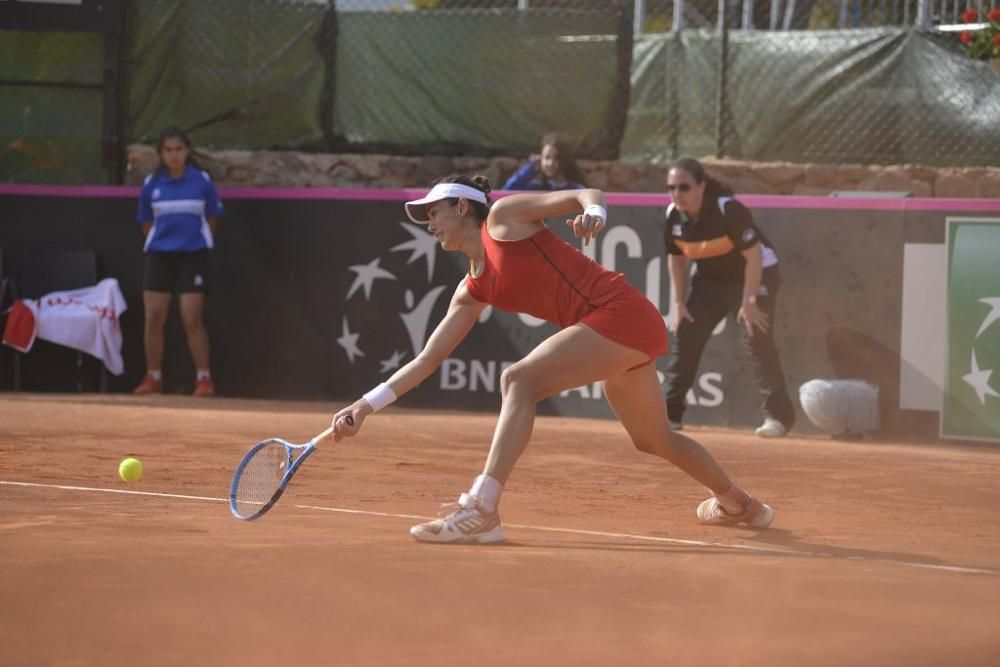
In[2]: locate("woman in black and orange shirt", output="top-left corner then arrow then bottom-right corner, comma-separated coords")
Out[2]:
664,158 -> 795,437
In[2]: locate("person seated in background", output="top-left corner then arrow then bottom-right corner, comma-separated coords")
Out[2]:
502,133 -> 587,191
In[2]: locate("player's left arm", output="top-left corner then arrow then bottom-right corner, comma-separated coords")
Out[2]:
490,188 -> 608,246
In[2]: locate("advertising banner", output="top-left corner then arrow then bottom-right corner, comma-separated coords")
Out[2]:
943,218 -> 1000,442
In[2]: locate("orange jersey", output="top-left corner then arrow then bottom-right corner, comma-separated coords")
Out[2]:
466,225 -> 667,362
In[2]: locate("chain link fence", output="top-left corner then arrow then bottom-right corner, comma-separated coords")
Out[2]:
2,0 -> 997,184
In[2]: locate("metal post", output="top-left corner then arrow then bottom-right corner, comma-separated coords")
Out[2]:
634,0 -> 645,37
783,0 -> 797,29
517,0 -> 529,9
715,0 -> 729,158
673,0 -> 686,31
101,1 -> 128,184
917,0 -> 933,28
742,0 -> 755,28
839,0 -> 849,27
770,0 -> 781,29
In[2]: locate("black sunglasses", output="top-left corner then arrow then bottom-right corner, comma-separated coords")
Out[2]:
667,183 -> 693,193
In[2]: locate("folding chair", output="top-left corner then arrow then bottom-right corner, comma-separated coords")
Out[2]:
12,249 -> 107,392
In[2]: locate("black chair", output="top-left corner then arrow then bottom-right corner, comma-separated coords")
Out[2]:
12,249 -> 106,392
0,245 -> 11,387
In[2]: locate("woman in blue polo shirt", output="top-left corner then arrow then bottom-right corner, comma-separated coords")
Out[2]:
133,127 -> 222,397
663,158 -> 795,438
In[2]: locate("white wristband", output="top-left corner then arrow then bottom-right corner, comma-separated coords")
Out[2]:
362,382 -> 397,413
584,204 -> 607,221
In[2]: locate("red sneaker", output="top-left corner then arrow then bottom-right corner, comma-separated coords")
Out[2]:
133,375 -> 163,395
193,378 -> 215,397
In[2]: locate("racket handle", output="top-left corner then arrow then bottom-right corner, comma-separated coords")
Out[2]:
312,426 -> 335,445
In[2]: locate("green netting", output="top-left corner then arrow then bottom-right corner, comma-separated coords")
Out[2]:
333,9 -> 623,154
0,30 -> 102,83
0,30 -> 106,183
127,0 -> 327,150
621,29 -> 1000,167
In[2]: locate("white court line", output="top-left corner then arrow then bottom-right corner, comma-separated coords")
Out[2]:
3,479 -> 997,577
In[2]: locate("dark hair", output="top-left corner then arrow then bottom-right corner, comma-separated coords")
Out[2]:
156,126 -> 203,173
540,132 -> 587,188
668,157 -> 733,198
435,174 -> 492,222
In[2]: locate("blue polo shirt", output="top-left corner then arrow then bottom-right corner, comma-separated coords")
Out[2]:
137,165 -> 223,253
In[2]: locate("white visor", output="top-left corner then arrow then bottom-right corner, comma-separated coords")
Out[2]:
404,183 -> 488,224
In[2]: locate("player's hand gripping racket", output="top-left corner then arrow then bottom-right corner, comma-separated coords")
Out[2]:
229,417 -> 352,521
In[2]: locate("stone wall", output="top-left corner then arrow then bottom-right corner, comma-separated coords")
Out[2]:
127,144 -> 1000,198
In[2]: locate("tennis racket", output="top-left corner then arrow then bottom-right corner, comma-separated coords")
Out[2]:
229,418 -> 350,521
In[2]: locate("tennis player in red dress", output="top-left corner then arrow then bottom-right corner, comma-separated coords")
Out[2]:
332,176 -> 774,543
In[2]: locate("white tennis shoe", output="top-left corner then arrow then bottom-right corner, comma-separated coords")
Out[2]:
410,493 -> 506,544
755,418 -> 787,438
697,495 -> 775,529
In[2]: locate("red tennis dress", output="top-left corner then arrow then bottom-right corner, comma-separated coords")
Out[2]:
465,225 -> 667,365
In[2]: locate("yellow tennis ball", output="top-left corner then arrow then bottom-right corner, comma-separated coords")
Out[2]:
118,457 -> 143,483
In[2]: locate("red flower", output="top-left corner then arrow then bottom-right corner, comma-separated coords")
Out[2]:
988,8 -> 1000,22
962,8 -> 978,23
994,33 -> 1000,47
960,31 -> 973,45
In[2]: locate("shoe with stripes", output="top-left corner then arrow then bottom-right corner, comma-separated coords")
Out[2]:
697,495 -> 775,529
410,493 -> 506,544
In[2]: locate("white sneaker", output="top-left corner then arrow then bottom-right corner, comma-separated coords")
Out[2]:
410,493 -> 506,544
755,418 -> 787,438
697,496 -> 775,529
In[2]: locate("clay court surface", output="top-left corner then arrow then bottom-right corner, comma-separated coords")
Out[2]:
2,394 -> 999,666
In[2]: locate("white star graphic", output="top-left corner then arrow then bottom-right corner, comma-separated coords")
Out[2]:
963,350 -> 999,405
347,257 -> 396,300
379,350 -> 407,373
336,317 -> 365,364
976,297 -> 1000,337
400,285 -> 448,355
390,222 -> 439,282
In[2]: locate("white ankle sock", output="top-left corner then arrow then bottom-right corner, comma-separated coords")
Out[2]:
468,474 -> 503,514
148,370 -> 162,381
196,369 -> 211,381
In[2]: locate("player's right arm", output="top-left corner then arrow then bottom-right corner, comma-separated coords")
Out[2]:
490,188 -> 607,245
332,280 -> 487,440
384,281 -> 486,395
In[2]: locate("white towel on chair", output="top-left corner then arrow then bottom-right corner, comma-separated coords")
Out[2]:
21,277 -> 128,375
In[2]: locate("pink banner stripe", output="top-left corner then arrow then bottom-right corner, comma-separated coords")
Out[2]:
2,183 -> 999,213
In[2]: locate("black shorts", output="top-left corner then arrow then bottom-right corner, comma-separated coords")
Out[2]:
143,250 -> 211,294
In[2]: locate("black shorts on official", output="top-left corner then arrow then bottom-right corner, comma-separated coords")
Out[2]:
143,250 -> 211,294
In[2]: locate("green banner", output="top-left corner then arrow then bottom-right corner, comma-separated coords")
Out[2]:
944,218 -> 1000,442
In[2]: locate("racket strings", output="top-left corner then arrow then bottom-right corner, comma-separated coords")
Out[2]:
233,442 -> 289,517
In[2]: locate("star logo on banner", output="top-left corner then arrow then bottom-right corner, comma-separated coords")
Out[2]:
976,297 -> 1000,337
964,297 -> 1000,406
379,350 -> 407,373
963,350 -> 999,405
347,257 -> 397,300
390,222 -> 439,282
336,317 -> 364,364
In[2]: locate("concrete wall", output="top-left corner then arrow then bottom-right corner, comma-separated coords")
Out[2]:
127,145 -> 1000,198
